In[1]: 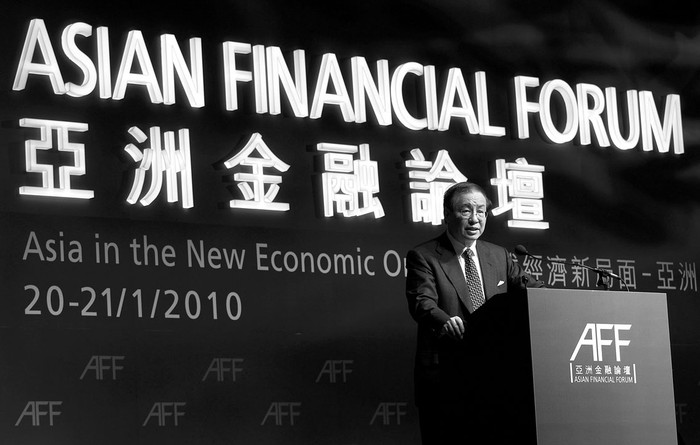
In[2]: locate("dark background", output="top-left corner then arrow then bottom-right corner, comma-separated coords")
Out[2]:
0,1 -> 698,443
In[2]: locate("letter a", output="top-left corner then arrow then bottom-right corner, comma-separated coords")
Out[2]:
570,323 -> 598,361
14,19 -> 66,94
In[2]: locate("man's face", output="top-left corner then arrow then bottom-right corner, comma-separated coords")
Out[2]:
445,190 -> 488,246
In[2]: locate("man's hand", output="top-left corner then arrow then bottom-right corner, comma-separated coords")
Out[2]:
440,316 -> 465,340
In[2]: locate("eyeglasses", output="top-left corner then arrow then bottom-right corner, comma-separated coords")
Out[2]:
457,208 -> 487,219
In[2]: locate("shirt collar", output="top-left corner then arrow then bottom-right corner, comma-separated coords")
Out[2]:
446,230 -> 477,256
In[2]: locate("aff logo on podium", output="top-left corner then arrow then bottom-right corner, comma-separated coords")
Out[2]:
569,323 -> 637,385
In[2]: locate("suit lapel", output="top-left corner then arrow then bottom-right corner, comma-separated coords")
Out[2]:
436,233 -> 472,312
476,241 -> 498,299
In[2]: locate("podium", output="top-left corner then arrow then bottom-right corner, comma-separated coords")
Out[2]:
527,288 -> 678,445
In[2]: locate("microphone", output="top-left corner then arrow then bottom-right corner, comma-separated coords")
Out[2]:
514,244 -> 628,290
514,244 -> 529,257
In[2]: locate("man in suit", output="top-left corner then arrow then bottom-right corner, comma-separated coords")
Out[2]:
405,181 -> 542,444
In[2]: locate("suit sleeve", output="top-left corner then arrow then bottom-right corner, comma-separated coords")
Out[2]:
405,248 -> 451,333
505,248 -> 545,290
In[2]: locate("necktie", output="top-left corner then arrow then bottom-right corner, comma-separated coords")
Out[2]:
464,249 -> 485,311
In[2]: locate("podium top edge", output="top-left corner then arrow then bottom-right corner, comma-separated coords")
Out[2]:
527,288 -> 668,298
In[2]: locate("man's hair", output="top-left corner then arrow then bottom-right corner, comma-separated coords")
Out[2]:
443,182 -> 493,213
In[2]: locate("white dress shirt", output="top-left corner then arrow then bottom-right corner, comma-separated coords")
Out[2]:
446,231 -> 485,292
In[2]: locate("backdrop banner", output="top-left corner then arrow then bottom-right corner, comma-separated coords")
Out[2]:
0,1 -> 698,444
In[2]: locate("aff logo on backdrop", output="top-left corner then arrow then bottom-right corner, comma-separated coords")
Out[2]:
370,402 -> 407,426
260,402 -> 301,426
79,355 -> 125,380
315,359 -> 353,383
201,358 -> 244,382
142,402 -> 186,427
15,401 -> 62,426
569,323 -> 637,384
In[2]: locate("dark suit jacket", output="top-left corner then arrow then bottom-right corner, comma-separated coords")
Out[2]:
405,232 -> 540,407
